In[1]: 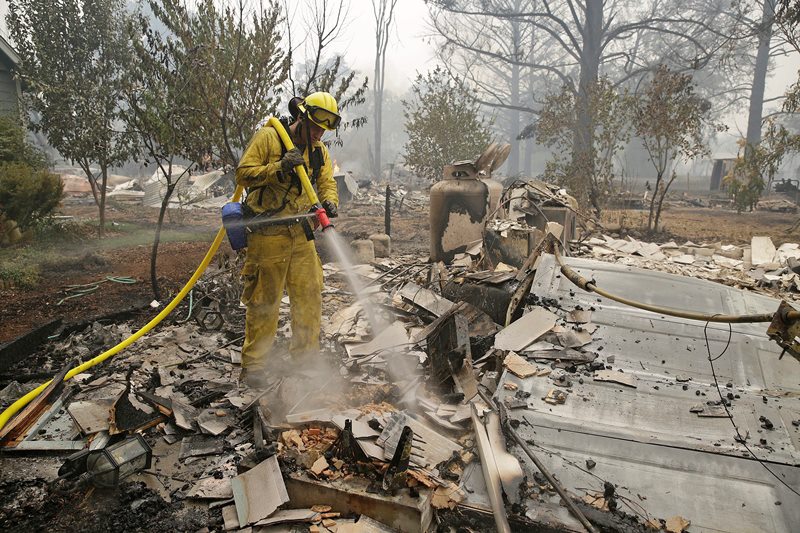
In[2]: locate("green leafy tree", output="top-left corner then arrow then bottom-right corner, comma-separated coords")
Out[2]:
402,66 -> 493,180
725,119 -> 800,212
0,118 -> 61,237
536,78 -> 631,215
0,116 -> 47,169
127,0 -> 291,299
146,0 -> 291,169
634,66 -> 720,232
8,0 -> 133,236
125,2 -> 205,300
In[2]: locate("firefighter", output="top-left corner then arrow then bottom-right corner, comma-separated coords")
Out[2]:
235,92 -> 340,387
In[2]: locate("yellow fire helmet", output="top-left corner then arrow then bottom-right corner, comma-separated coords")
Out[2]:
297,91 -> 341,130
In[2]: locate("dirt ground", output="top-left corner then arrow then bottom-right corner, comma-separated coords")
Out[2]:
602,205 -> 800,246
2,197 -> 799,345
0,238 -> 213,344
0,200 -> 430,344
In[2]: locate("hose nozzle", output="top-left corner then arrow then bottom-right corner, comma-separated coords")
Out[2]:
313,205 -> 334,231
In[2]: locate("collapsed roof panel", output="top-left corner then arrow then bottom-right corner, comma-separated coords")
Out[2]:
494,252 -> 800,532
532,253 -> 779,333
508,419 -> 799,532
531,254 -> 796,391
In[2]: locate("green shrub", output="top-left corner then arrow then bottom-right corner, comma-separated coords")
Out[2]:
0,162 -> 63,230
0,115 -> 47,168
0,262 -> 40,288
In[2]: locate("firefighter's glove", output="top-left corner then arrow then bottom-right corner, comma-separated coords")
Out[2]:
280,148 -> 305,175
322,199 -> 338,218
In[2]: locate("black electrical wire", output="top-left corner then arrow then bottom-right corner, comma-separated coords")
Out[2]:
703,317 -> 800,499
518,414 -> 655,525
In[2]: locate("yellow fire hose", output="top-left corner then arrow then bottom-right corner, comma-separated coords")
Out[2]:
268,117 -> 334,231
0,187 -> 243,431
0,116 -> 332,432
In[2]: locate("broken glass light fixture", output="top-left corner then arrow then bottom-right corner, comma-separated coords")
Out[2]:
85,434 -> 152,487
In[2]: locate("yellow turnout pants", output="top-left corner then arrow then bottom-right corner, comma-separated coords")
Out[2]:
240,223 -> 323,369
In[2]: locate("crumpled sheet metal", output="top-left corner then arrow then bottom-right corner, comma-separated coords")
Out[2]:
496,253 -> 800,532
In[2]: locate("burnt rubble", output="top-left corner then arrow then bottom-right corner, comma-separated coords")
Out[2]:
1,181 -> 800,533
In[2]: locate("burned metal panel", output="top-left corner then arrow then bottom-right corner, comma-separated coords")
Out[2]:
0,363 -> 72,445
484,226 -> 542,268
531,253 -> 777,337
426,312 -> 471,387
399,283 -> 455,318
525,207 -> 576,243
231,454 -> 289,526
507,418 -> 800,533
504,253 -> 800,531
531,254 -> 791,389
285,471 -> 433,533
497,368 -> 800,465
526,256 -> 799,459
573,313 -> 797,393
442,279 -> 514,325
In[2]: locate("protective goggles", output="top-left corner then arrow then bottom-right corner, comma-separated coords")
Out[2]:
305,105 -> 341,130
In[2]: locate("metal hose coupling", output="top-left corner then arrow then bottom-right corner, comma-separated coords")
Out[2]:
559,263 -> 595,292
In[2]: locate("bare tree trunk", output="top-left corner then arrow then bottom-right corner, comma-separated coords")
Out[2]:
647,172 -> 663,231
372,0 -> 397,181
150,163 -> 191,300
373,58 -> 383,179
80,160 -> 101,209
508,75 -> 520,175
653,172 -> 678,232
571,0 -> 602,198
508,0 -> 522,176
589,186 -> 602,217
523,17 -> 536,178
647,169 -> 677,232
151,183 -> 174,301
99,161 -> 108,237
745,0 -> 775,155
523,135 -> 533,177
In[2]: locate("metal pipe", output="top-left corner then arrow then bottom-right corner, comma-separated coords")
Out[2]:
475,388 -> 597,533
385,184 -> 391,237
364,262 -> 426,288
505,421 -> 598,533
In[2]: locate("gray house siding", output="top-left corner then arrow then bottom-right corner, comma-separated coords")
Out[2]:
0,38 -> 21,118
0,68 -> 19,116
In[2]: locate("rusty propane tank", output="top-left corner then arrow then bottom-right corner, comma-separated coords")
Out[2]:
429,143 -> 510,263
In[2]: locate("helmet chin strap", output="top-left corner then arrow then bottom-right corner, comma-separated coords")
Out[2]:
293,115 -> 315,151
305,115 -> 313,152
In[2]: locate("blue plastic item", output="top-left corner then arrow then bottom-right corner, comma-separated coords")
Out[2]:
222,202 -> 247,250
